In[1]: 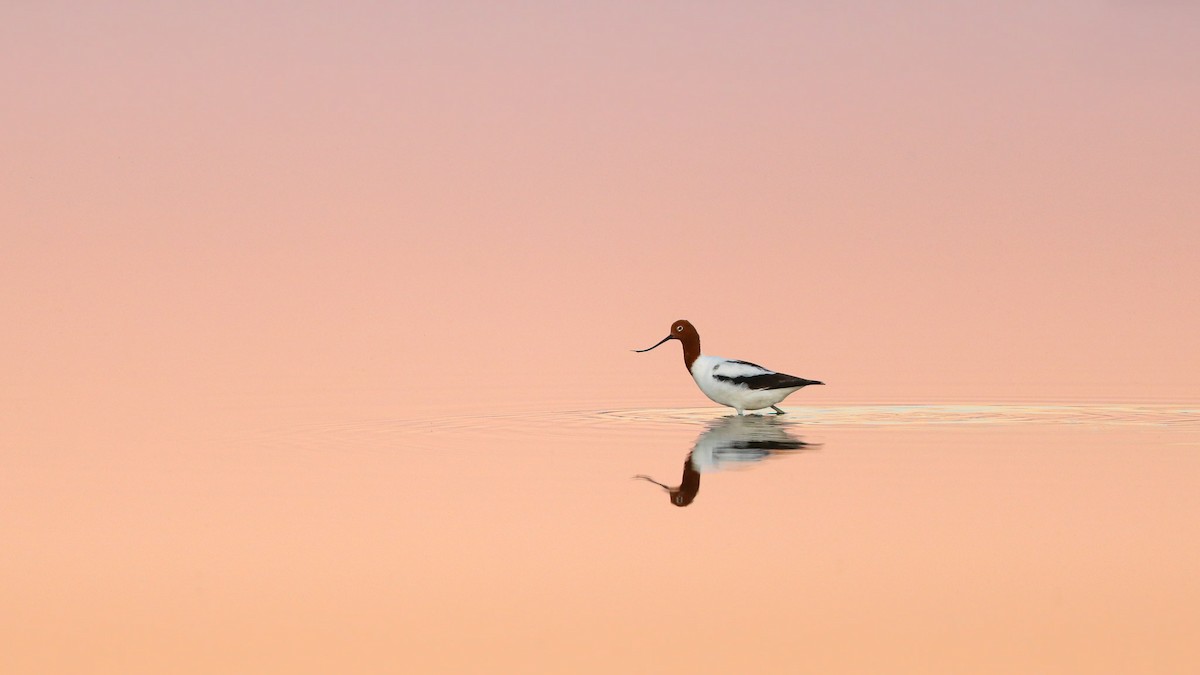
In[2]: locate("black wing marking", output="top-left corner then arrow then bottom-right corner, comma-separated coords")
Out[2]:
727,359 -> 767,369
713,372 -> 824,391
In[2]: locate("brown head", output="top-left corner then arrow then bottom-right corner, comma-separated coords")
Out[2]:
633,319 -> 702,371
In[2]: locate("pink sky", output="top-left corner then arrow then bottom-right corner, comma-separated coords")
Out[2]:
3,2 -> 1198,422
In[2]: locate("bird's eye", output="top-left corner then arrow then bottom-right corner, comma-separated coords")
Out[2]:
676,326 -> 683,332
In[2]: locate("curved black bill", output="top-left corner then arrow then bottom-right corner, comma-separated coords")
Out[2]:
632,335 -> 673,353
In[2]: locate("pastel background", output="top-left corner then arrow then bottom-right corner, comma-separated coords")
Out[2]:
3,2 -> 1199,673
5,2 -> 1198,425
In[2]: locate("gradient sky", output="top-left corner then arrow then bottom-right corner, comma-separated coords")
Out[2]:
4,1 -> 1199,425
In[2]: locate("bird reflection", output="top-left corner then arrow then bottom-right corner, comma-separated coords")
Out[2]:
634,415 -> 816,507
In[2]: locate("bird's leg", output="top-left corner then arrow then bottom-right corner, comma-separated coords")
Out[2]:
771,405 -> 786,415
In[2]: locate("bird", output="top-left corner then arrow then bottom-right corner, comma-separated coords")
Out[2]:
633,319 -> 824,415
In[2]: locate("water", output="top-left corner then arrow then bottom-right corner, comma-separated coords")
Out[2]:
6,401 -> 1198,672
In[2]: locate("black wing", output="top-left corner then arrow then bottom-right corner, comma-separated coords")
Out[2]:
713,371 -> 824,391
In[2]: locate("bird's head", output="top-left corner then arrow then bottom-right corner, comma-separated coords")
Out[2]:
634,319 -> 698,353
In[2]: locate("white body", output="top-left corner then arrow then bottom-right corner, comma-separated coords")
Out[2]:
689,355 -> 806,414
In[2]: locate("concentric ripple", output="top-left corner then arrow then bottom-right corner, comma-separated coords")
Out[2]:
250,403 -> 1200,452
596,403 -> 1200,428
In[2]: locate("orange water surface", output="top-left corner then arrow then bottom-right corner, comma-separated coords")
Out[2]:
4,399 -> 1199,673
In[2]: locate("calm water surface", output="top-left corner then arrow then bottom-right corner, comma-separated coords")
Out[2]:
4,401 -> 1200,673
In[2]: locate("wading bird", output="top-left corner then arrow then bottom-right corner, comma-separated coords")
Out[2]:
634,319 -> 823,415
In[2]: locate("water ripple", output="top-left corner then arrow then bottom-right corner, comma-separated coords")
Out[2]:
249,403 -> 1200,452
595,404 -> 1200,428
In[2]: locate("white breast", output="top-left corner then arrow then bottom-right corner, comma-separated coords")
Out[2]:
689,355 -> 800,412
690,355 -> 754,406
